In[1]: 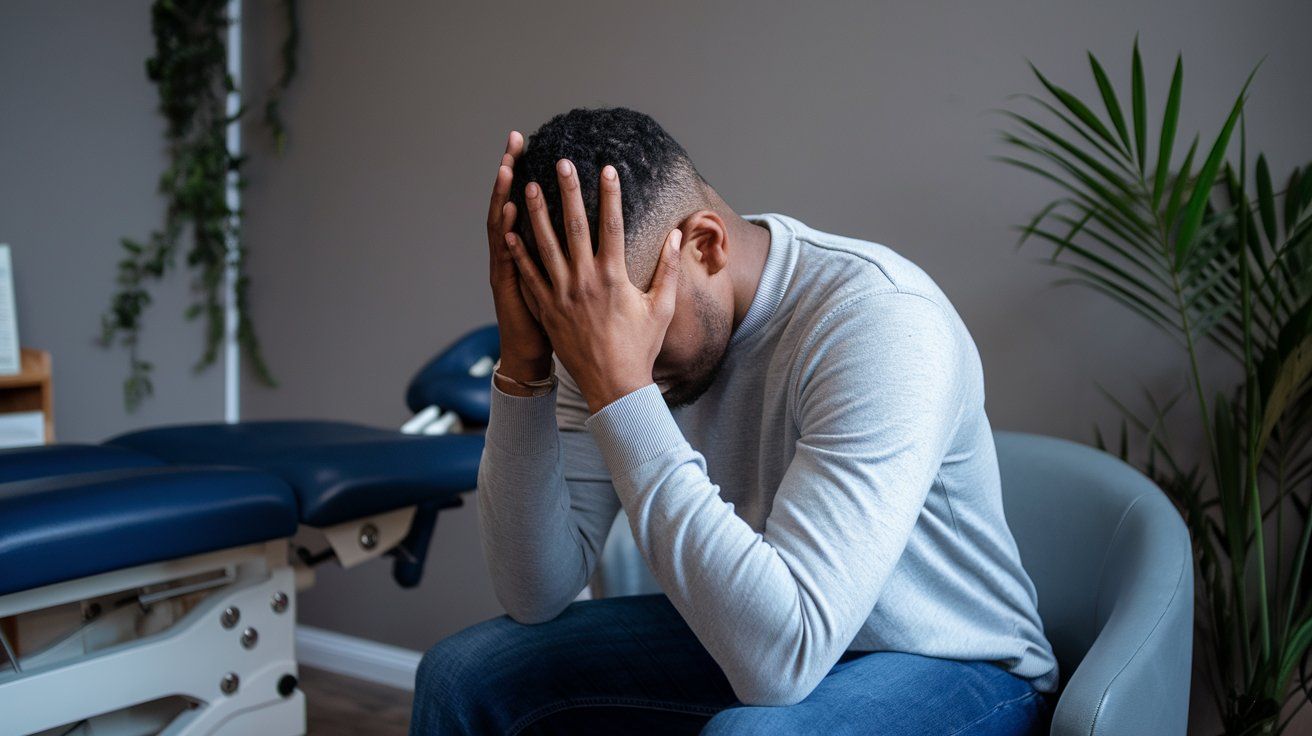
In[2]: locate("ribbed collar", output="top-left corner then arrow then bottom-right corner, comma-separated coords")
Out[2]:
729,213 -> 798,347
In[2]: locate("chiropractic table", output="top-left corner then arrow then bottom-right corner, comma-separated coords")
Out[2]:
0,325 -> 499,736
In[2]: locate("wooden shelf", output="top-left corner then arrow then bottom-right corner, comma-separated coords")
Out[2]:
0,347 -> 54,442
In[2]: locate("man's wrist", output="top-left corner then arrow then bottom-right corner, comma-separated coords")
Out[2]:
585,376 -> 655,415
493,356 -> 555,398
498,355 -> 553,383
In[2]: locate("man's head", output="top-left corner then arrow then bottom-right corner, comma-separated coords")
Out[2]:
510,107 -> 740,408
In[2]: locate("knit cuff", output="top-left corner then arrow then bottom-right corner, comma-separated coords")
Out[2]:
485,382 -> 559,456
584,383 -> 685,474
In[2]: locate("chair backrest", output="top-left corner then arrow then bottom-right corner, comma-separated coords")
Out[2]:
597,431 -> 1194,735
994,431 -> 1193,735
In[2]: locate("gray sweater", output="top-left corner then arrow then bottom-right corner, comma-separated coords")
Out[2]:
477,213 -> 1059,706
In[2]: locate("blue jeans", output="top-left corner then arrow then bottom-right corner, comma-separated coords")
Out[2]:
411,593 -> 1052,735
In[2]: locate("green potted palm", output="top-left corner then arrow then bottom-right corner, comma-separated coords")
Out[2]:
1001,40 -> 1312,735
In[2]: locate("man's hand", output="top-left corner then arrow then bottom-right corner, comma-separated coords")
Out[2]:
486,131 -> 553,390
504,159 -> 683,414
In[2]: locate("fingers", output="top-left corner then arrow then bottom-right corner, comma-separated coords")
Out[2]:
555,159 -> 594,269
503,130 -> 524,166
490,202 -> 518,273
487,164 -> 512,235
488,131 -> 522,233
524,182 -> 570,285
501,200 -> 517,238
597,165 -> 626,279
504,231 -> 551,307
649,229 -> 683,315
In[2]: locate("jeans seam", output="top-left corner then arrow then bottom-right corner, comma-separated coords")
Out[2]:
507,696 -> 724,735
943,690 -> 1041,736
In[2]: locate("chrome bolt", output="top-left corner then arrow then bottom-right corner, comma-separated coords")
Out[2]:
220,606 -> 241,629
220,672 -> 240,695
359,523 -> 379,550
271,591 -> 289,614
241,627 -> 259,650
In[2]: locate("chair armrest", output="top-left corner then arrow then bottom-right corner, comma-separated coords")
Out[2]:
1052,492 -> 1194,736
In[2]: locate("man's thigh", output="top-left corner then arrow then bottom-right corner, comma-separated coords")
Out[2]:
701,650 -> 1050,736
410,593 -> 739,736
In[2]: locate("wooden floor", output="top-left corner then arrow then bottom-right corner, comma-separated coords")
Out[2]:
301,667 -> 412,735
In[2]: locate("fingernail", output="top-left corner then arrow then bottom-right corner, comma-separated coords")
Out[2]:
673,230 -> 682,252
557,159 -> 572,176
526,182 -> 539,198
603,165 -> 617,180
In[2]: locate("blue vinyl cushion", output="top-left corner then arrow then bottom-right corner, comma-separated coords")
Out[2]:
406,324 -> 499,425
109,421 -> 484,527
0,465 -> 298,596
0,443 -> 164,484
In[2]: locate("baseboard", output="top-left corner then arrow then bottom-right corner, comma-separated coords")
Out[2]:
296,625 -> 423,692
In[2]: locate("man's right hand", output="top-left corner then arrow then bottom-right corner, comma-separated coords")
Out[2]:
487,131 -> 553,391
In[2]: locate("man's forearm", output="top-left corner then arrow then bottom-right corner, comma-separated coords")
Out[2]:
583,384 -> 920,707
477,386 -> 592,623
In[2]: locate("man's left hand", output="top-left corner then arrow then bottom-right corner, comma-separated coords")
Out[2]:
503,158 -> 683,415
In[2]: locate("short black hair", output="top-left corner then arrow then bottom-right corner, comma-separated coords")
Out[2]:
510,107 -> 705,279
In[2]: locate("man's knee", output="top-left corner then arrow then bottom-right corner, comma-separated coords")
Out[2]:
700,705 -> 801,735
415,614 -> 523,702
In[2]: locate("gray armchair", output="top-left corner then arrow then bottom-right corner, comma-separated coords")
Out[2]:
594,431 -> 1194,735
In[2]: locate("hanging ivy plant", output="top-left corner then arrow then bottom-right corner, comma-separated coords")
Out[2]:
101,0 -> 299,410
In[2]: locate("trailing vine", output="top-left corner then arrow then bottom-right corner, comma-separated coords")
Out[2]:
101,0 -> 299,409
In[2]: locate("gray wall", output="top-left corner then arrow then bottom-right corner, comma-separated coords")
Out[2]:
0,1 -> 226,441
239,0 -> 1311,653
6,0 -> 1306,729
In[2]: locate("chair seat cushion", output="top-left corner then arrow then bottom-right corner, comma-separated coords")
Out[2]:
0,466 -> 298,596
108,421 -> 484,527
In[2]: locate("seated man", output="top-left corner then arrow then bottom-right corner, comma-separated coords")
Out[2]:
411,108 -> 1058,735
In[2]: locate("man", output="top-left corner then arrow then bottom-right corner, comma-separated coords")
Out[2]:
411,108 -> 1058,735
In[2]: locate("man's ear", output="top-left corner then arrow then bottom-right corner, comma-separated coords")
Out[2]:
678,210 -> 729,276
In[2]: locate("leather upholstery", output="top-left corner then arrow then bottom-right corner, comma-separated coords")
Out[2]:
0,465 -> 298,596
595,431 -> 1194,735
994,432 -> 1193,736
0,443 -> 164,484
405,324 -> 499,424
108,421 -> 484,527
0,327 -> 497,595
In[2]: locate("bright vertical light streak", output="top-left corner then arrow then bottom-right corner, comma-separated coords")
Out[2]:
223,0 -> 242,422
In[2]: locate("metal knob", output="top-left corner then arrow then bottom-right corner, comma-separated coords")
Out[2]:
359,523 -> 379,550
220,672 -> 240,695
241,627 -> 259,649
220,607 -> 241,629
271,591 -> 289,614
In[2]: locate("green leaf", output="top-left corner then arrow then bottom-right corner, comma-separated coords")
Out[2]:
1029,62 -> 1125,155
1002,135 -> 1156,238
1025,225 -> 1173,310
1255,155 -> 1278,246
1152,56 -> 1183,209
1276,617 -> 1312,694
1284,167 -> 1305,234
1016,200 -> 1062,247
1016,94 -> 1137,174
1165,135 -> 1200,231
1004,112 -> 1140,200
1089,52 -> 1132,153
1132,38 -> 1147,173
1256,333 -> 1311,457
1175,70 -> 1255,269
998,151 -> 1157,246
